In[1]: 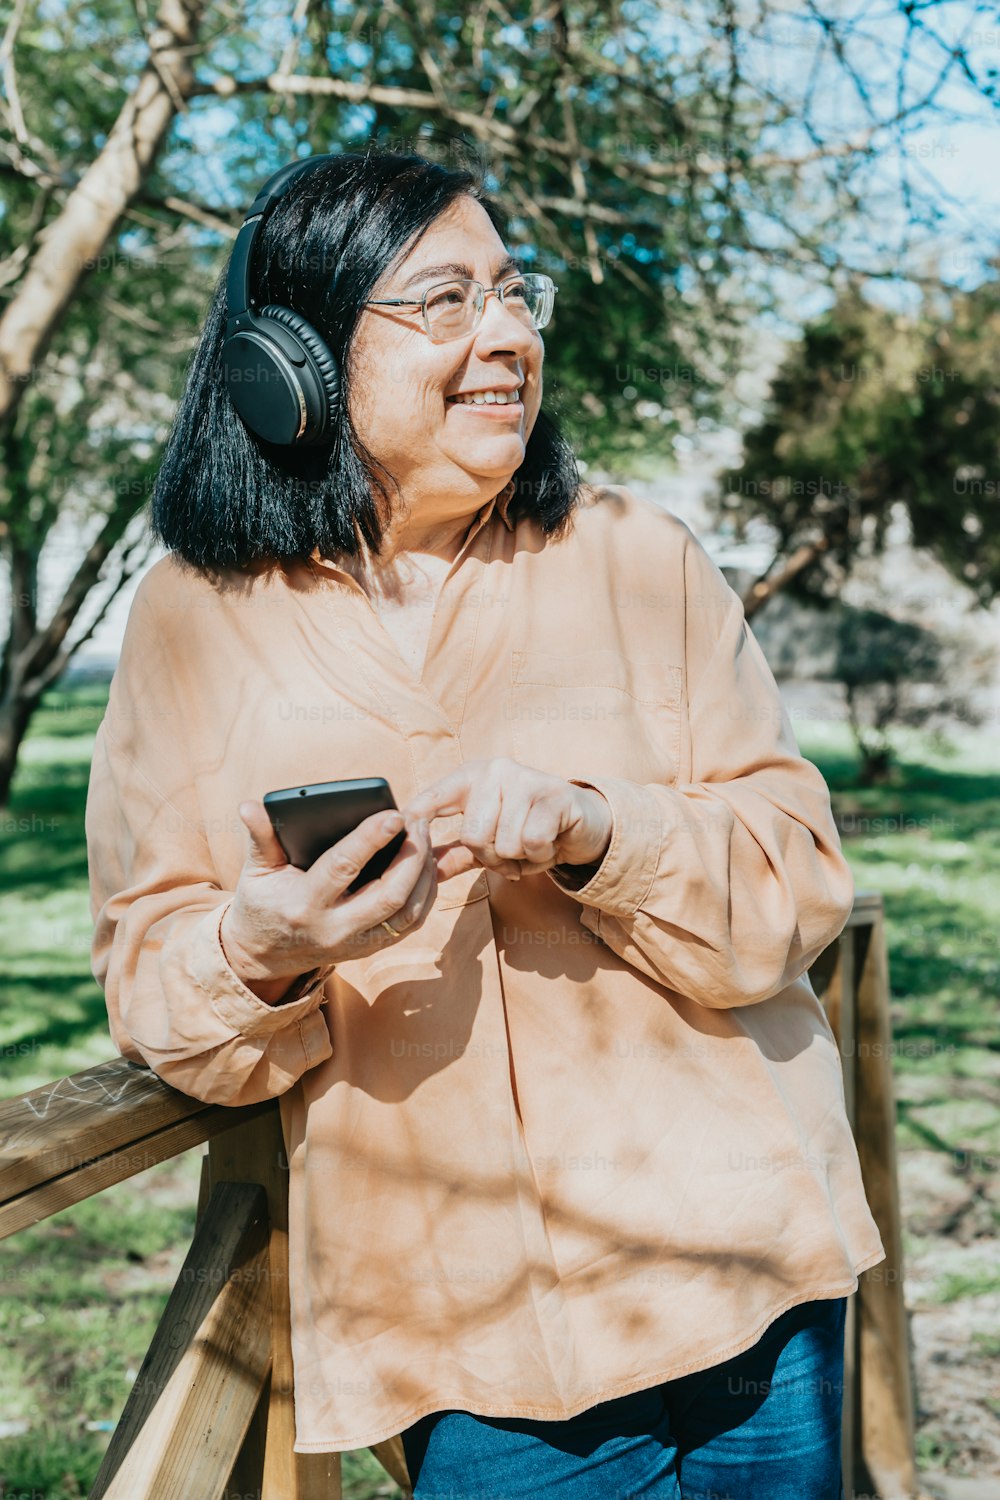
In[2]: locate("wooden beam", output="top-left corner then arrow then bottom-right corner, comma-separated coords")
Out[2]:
0,1099 -> 272,1241
206,1112 -> 344,1500
842,890 -> 884,928
370,1436 -> 411,1490
843,1289 -> 862,1497
0,1058 -> 205,1200
853,908 -> 919,1499
88,1180 -> 271,1500
0,1055 -> 271,1238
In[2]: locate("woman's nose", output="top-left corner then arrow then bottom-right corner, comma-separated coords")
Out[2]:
474,289 -> 539,352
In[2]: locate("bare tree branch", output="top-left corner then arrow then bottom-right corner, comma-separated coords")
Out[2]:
0,0 -> 205,426
742,537 -> 831,620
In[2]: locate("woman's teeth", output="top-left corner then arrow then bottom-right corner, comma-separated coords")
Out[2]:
448,390 -> 522,405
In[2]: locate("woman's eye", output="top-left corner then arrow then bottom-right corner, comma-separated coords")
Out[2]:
427,287 -> 467,309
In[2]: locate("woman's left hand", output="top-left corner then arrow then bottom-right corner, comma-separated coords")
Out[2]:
400,758 -> 613,882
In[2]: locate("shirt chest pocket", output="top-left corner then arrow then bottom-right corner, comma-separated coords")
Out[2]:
507,647 -> 684,787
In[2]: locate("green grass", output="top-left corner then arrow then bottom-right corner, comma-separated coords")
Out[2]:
798,718 -> 1000,1166
0,1183 -> 198,1414
0,683 -> 997,1495
0,682 -> 115,1096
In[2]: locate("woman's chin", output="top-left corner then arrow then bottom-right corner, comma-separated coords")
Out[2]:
445,435 -> 525,476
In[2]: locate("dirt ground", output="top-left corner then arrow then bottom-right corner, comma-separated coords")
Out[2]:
900,1148 -> 1000,1482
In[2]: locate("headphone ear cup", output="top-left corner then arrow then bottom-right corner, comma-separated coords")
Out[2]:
259,304 -> 341,444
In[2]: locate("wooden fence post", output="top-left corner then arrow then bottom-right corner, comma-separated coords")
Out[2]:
812,897 -> 920,1499
852,907 -> 920,1499
89,1181 -> 271,1500
203,1109 -> 344,1500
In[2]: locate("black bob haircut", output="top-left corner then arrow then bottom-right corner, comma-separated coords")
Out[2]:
150,147 -> 582,577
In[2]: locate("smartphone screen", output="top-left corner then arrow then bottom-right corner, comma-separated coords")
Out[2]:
263,777 -> 406,892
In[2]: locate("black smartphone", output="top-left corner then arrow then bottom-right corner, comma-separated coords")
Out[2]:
263,777 -> 407,893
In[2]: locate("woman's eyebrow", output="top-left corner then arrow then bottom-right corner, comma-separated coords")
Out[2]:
399,254 -> 522,290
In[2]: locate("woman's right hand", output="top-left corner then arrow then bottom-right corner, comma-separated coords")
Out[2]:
219,801 -> 438,989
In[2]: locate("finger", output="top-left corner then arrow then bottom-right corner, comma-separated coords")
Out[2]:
239,800 -> 292,871
385,830 -> 435,920
430,838 -> 481,881
515,795 -> 562,861
493,779 -> 533,863
333,816 -> 429,926
359,850 -> 435,945
460,778 -> 500,859
462,780 -> 522,878
390,852 -> 436,930
310,808 -> 406,895
400,765 -> 472,823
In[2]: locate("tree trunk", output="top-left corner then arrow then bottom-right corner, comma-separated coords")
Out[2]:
843,684 -> 895,788
0,0 -> 204,799
0,0 -> 206,427
859,745 -> 894,787
0,683 -> 42,811
0,507 -> 154,807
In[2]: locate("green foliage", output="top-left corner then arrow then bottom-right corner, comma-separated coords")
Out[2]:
834,609 -> 943,694
825,606 -> 992,785
717,277 -> 1000,608
813,723 -> 1000,1113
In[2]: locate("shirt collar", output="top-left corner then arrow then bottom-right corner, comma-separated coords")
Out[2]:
465,478 -> 516,537
495,478 -> 516,531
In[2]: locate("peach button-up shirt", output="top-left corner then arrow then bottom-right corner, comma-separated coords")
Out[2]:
85,482 -> 885,1453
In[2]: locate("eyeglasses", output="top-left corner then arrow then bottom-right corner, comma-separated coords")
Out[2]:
363,272 -> 558,343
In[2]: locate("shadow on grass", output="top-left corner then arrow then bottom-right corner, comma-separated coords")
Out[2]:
816,745 -> 1000,825
1,973 -> 114,1052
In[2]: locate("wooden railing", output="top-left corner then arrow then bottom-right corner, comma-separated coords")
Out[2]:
0,891 -> 917,1500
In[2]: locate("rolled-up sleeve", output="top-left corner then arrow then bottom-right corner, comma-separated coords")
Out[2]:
546,523 -> 855,1007
85,580 -> 334,1106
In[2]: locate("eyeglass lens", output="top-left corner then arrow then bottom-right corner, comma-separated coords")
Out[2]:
424,275 -> 551,340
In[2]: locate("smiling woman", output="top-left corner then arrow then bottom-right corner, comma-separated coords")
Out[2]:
149,148 -> 579,576
87,147 -> 885,1499
343,191 -> 549,563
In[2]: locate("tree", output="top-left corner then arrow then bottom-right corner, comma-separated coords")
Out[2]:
715,276 -> 1000,620
826,607 -> 993,785
1,0 -> 997,804
0,0 -> 206,799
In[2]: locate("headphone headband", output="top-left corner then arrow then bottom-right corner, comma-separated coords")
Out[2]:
225,153 -> 338,334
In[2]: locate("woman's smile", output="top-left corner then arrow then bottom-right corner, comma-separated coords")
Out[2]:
445,394 -> 524,418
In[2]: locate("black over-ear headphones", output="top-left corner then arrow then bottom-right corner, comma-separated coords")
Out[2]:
221,154 -> 342,447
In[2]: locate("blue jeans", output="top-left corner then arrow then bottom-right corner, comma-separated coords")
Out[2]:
399,1295 -> 847,1499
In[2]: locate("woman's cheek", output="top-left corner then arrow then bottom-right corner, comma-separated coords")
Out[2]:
524,387 -> 543,438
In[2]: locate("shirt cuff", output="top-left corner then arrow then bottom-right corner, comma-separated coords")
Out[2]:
546,775 -> 663,918
187,900 -> 335,1040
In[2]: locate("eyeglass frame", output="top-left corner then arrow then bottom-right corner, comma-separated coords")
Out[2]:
362,271 -> 559,343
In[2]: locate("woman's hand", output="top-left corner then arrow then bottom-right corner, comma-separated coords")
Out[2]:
401,758 -> 613,882
219,802 -> 438,987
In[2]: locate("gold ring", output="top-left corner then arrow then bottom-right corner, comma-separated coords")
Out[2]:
380,918 -> 400,938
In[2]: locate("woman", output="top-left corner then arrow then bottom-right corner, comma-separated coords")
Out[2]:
86,149 -> 885,1498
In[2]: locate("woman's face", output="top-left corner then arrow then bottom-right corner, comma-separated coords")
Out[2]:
348,195 -> 544,509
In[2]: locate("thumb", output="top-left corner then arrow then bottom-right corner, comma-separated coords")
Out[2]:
237,800 -> 290,870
